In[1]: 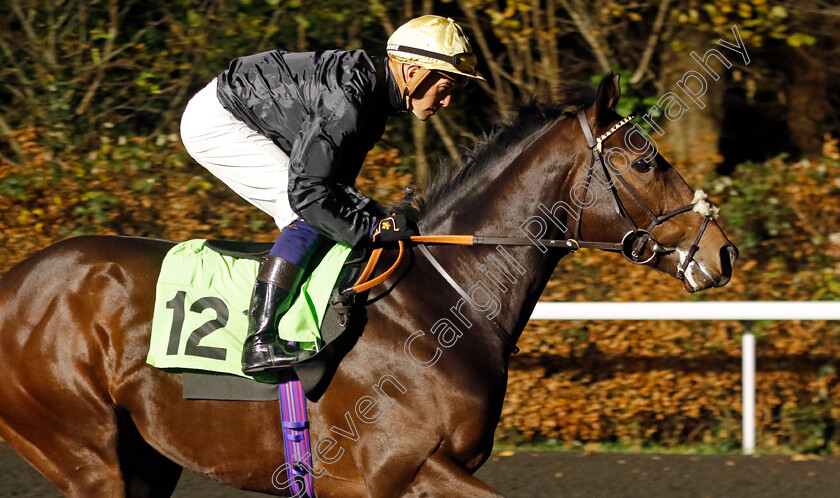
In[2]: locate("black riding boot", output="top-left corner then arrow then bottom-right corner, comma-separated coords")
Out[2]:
241,255 -> 305,374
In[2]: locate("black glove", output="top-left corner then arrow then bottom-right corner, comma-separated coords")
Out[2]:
371,212 -> 417,243
364,200 -> 393,220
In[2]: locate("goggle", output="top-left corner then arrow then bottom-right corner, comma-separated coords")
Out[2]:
386,44 -> 477,75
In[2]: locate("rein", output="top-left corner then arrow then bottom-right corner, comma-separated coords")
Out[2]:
344,239 -> 520,354
345,110 -> 720,355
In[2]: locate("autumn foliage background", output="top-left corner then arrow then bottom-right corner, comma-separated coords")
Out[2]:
2,0 -> 840,453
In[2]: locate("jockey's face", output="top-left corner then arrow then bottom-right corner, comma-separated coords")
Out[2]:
405,65 -> 457,121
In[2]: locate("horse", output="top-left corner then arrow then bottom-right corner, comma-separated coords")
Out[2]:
0,73 -> 736,497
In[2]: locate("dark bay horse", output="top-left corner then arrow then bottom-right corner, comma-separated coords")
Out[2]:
0,74 -> 736,497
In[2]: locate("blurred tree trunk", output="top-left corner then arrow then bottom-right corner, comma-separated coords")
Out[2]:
412,0 -> 434,180
413,114 -> 429,184
786,55 -> 829,156
557,0 -> 615,74
658,33 -> 724,183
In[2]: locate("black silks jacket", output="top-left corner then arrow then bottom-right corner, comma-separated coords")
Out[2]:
216,50 -> 406,246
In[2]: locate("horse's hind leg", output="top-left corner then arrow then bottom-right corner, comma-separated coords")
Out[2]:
0,393 -> 126,497
0,397 -> 181,497
0,237 -> 181,496
117,411 -> 183,497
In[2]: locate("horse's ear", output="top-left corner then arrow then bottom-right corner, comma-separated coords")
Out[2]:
595,72 -> 621,125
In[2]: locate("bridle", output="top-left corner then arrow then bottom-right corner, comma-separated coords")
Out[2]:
343,110 -> 721,354
403,111 -> 720,276
571,110 -> 718,279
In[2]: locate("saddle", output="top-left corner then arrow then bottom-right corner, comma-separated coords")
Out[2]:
181,238 -> 375,401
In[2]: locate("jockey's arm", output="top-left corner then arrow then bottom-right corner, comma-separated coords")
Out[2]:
334,183 -> 371,211
287,95 -> 377,247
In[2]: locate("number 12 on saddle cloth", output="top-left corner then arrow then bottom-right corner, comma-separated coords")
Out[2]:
146,239 -> 352,378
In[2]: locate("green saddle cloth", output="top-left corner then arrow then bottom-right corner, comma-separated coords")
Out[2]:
146,239 -> 352,378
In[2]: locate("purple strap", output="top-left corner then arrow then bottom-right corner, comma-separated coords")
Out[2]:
278,370 -> 315,497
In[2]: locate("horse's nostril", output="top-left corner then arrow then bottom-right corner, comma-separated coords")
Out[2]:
715,245 -> 738,287
725,245 -> 739,268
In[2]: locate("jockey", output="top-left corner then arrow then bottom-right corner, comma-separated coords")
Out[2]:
180,15 -> 484,374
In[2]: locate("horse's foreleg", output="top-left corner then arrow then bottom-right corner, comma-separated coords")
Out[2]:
374,452 -> 504,498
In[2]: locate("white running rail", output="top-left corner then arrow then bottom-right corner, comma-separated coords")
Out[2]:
528,301 -> 840,454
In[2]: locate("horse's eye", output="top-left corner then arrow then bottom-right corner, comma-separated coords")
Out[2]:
632,159 -> 652,173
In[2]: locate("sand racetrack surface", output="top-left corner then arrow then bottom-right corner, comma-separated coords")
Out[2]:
1,443 -> 839,497
0,443 -> 840,498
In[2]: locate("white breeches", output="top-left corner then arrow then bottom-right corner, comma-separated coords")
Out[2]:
179,78 -> 299,229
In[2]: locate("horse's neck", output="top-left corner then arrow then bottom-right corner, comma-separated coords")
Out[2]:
417,118 -> 577,352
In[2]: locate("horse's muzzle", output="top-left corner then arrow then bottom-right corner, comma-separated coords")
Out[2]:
682,243 -> 738,292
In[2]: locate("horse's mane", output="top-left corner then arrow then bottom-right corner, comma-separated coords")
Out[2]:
398,82 -> 597,221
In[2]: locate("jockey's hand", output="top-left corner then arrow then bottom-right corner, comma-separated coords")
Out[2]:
371,212 -> 417,243
365,200 -> 393,219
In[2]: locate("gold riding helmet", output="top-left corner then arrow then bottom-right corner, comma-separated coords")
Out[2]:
386,16 -> 485,103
